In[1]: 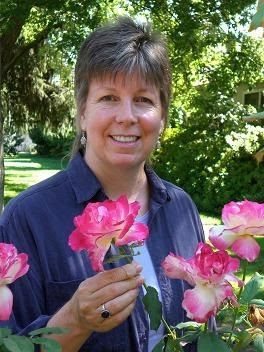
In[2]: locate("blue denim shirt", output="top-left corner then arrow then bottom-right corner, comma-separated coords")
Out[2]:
0,152 -> 204,351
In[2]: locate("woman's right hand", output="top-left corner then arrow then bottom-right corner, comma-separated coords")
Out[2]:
46,262 -> 143,351
69,261 -> 144,334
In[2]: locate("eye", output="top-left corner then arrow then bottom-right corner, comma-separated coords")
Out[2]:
135,96 -> 153,104
100,95 -> 118,102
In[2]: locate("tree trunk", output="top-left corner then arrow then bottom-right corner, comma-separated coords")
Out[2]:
0,109 -> 4,213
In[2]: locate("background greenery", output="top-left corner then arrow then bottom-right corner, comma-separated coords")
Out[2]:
1,0 -> 264,214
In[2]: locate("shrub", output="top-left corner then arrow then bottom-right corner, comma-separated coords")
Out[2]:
29,128 -> 74,157
3,133 -> 24,156
152,97 -> 264,215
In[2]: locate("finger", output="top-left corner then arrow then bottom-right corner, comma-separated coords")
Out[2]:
92,274 -> 144,305
98,301 -> 137,332
100,287 -> 139,317
81,262 -> 143,293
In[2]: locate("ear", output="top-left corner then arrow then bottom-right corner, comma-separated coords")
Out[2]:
80,114 -> 86,130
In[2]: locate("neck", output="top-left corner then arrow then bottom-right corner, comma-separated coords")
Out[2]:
87,161 -> 149,215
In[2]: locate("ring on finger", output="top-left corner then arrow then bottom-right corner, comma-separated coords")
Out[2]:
101,303 -> 111,319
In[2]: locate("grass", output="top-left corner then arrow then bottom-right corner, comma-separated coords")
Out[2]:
4,153 -> 67,205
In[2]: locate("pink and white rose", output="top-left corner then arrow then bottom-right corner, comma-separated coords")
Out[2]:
0,243 -> 29,320
209,200 -> 264,262
162,243 -> 241,323
68,195 -> 149,271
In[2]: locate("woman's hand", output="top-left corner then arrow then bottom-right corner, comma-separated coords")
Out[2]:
46,262 -> 143,351
70,261 -> 144,333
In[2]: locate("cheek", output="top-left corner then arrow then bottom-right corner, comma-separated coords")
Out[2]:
144,118 -> 163,136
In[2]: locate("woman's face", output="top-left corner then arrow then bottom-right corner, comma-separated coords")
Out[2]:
80,73 -> 164,172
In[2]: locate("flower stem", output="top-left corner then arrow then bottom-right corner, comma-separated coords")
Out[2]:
227,260 -> 248,345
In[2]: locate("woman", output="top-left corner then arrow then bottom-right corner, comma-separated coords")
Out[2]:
0,17 -> 204,351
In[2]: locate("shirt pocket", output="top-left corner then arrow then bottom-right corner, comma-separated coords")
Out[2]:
44,279 -> 82,315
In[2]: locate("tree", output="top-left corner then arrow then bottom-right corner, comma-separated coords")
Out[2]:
0,0 -> 122,211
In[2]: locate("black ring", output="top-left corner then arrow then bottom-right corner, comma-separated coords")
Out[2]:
101,304 -> 110,319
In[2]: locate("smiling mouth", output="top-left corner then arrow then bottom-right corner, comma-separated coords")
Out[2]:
111,135 -> 139,143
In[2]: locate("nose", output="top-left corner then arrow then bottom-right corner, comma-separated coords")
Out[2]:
115,99 -> 137,124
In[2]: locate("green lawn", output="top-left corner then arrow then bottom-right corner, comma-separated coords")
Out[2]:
4,153 -> 67,205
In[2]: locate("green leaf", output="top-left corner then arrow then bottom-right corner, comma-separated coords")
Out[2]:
197,332 -> 232,352
253,333 -> 264,352
31,337 -> 62,352
3,335 -> 34,352
153,338 -> 165,352
175,321 -> 202,330
240,273 -> 264,304
232,331 -> 252,352
28,327 -> 68,336
0,330 -> 12,339
142,285 -> 162,331
180,330 -> 201,344
165,335 -> 183,352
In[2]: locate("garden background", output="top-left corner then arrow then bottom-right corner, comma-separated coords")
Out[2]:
1,0 -> 264,216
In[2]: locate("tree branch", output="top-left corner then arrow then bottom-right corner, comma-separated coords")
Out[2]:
2,21 -> 62,82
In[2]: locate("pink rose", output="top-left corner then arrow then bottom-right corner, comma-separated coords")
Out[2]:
209,200 -> 264,262
68,195 -> 149,271
0,243 -> 29,320
162,243 -> 241,323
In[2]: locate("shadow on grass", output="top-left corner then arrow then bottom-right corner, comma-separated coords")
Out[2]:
4,184 -> 30,204
5,153 -> 69,170
4,153 -> 68,205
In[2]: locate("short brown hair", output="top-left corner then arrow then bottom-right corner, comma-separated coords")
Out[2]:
72,16 -> 171,155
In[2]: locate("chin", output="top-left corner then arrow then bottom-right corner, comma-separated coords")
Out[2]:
109,156 -> 145,169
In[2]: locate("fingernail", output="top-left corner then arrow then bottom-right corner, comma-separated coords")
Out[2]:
135,264 -> 143,273
137,276 -> 144,286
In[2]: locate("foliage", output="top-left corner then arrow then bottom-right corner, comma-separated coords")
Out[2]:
152,97 -> 264,214
29,127 -> 74,156
3,134 -> 24,156
131,0 -> 261,125
0,326 -> 67,352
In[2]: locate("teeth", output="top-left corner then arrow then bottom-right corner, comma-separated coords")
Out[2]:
112,135 -> 138,142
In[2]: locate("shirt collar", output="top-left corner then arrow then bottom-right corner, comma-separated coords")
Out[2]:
67,152 -> 170,205
67,152 -> 103,204
145,164 -> 170,204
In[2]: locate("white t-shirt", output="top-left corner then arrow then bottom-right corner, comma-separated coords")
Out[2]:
135,212 -> 164,351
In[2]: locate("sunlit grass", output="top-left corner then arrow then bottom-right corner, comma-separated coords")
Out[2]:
4,153 -> 67,205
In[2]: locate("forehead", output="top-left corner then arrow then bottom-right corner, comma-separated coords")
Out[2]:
90,71 -> 159,93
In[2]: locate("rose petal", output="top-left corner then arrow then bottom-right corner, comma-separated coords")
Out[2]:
231,235 -> 260,262
116,222 -> 149,246
161,253 -> 195,286
0,285 -> 13,320
209,226 -> 240,250
183,283 -> 234,323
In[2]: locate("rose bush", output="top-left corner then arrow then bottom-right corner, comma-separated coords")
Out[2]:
68,197 -> 264,351
152,200 -> 264,352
